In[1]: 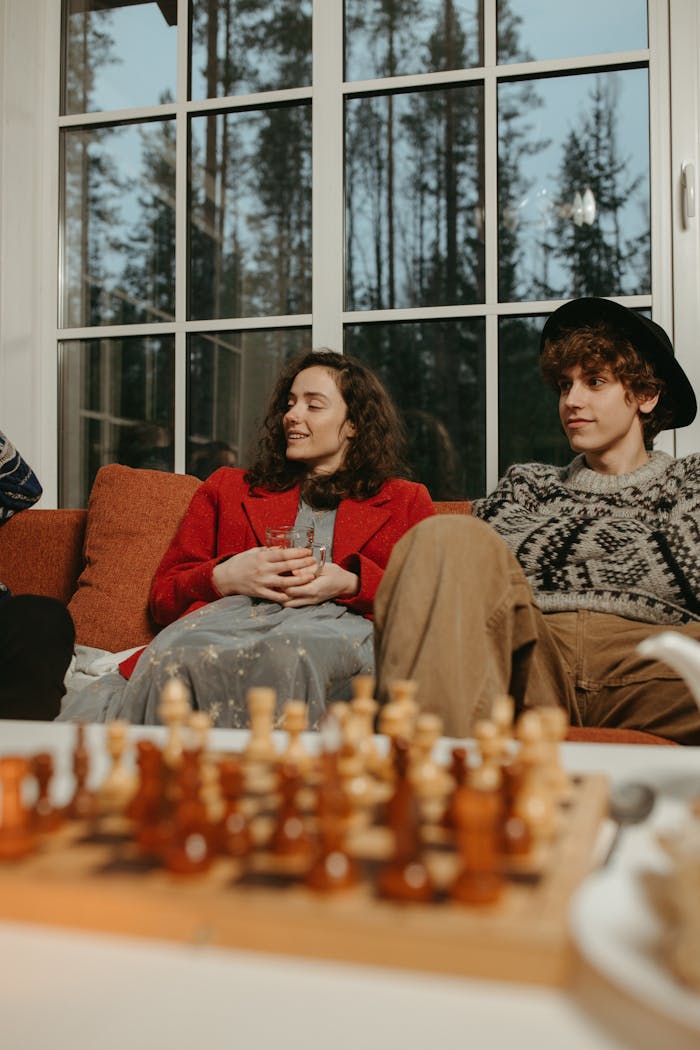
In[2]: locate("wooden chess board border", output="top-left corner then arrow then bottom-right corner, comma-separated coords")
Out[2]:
0,772 -> 608,986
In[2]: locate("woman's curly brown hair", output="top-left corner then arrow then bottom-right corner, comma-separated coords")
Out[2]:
540,321 -> 672,444
244,350 -> 410,507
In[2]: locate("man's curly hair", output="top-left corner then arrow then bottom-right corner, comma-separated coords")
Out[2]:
244,350 -> 410,507
541,321 -> 671,443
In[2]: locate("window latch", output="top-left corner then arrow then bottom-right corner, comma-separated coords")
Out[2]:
682,162 -> 696,224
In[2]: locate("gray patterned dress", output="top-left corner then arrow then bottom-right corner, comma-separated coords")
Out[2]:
59,503 -> 375,727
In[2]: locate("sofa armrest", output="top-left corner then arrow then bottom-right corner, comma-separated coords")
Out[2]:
0,509 -> 86,603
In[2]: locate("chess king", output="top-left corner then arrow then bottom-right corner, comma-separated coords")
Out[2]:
374,296 -> 700,745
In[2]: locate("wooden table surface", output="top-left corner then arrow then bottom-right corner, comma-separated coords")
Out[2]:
1,719 -> 698,1050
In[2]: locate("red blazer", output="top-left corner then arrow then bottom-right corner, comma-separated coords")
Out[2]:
149,468 -> 435,625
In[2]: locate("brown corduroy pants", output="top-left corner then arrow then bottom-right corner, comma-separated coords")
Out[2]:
373,516 -> 700,744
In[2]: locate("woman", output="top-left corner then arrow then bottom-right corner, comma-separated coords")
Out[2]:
61,351 -> 434,727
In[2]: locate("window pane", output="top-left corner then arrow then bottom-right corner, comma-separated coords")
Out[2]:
190,0 -> 312,100
189,107 -> 312,320
62,0 -> 177,115
498,316 -> 570,475
346,86 -> 485,311
62,120 -> 176,328
345,0 -> 482,81
498,69 -> 650,302
187,328 -> 310,478
344,320 -> 486,499
59,336 -> 175,507
497,0 -> 647,65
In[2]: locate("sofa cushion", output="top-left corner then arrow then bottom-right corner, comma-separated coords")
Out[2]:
0,509 -> 86,603
67,464 -> 201,652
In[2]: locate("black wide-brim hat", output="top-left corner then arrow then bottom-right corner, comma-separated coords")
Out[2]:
540,296 -> 697,429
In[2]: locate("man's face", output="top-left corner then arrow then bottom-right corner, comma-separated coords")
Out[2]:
557,364 -> 657,470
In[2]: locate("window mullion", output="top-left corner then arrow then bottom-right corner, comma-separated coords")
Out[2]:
312,0 -> 343,352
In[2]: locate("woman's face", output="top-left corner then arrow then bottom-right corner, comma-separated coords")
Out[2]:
283,366 -> 355,475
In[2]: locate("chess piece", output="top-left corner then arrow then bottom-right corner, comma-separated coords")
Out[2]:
217,755 -> 252,857
388,679 -> 419,739
159,677 -> 192,769
282,700 -> 312,773
349,690 -> 381,774
269,762 -> 313,860
98,720 -> 138,815
306,750 -> 359,892
163,748 -> 215,875
450,765 -> 505,905
65,723 -> 98,821
377,739 -> 434,903
491,694 -> 516,761
0,756 -> 36,859
537,705 -> 573,804
442,746 -> 468,830
245,687 -> 277,764
30,752 -> 63,833
128,740 -> 173,856
474,719 -> 504,790
410,712 -> 450,802
188,710 -> 212,752
351,674 -> 376,702
512,709 -> 558,846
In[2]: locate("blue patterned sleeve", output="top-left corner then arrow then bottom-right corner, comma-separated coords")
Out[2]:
0,429 -> 43,521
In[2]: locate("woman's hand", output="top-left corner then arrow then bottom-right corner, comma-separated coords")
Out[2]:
280,562 -> 360,608
212,546 -> 318,602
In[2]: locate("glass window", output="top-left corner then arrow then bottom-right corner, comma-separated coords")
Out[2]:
62,0 -> 178,115
497,0 -> 647,65
189,106 -> 312,320
498,315 -> 570,474
498,69 -> 650,302
345,319 -> 486,499
59,336 -> 175,506
55,1 -> 660,506
186,327 -> 310,479
190,0 -> 312,100
345,0 -> 482,81
346,85 -> 485,310
62,119 -> 176,328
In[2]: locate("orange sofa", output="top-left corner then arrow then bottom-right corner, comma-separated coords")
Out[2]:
0,464 -> 673,743
0,464 -> 470,654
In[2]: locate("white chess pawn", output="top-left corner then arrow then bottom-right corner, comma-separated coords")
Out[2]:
99,720 -> 138,815
158,678 -> 192,769
245,686 -> 277,764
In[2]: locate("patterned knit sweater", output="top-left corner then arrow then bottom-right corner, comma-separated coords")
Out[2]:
0,429 -> 42,602
0,428 -> 42,522
472,451 -> 700,625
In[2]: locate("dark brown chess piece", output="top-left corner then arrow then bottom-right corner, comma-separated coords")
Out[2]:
306,750 -> 359,892
65,724 -> 98,822
450,766 -> 505,905
269,762 -> 313,860
442,746 -> 468,830
0,756 -> 36,860
376,738 -> 434,903
217,755 -> 253,858
163,747 -> 215,875
31,752 -> 63,833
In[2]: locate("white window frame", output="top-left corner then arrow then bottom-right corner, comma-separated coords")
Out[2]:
0,0 -> 697,508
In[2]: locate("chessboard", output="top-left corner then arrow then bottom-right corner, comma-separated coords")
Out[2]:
0,679 -> 609,987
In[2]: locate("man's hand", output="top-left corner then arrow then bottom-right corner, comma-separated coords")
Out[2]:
212,546 -> 317,602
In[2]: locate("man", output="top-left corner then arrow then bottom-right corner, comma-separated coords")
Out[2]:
0,429 -> 75,719
374,297 -> 700,744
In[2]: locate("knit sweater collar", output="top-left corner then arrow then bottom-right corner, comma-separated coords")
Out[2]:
564,450 -> 674,494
